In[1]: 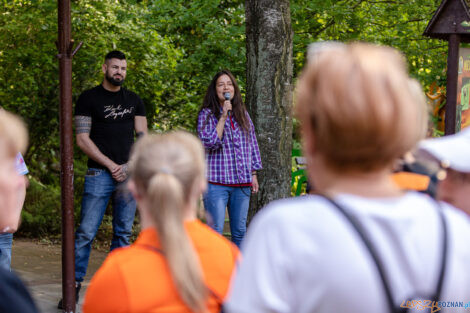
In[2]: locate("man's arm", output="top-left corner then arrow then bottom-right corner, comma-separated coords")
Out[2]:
75,116 -> 120,175
117,115 -> 147,180
134,116 -> 148,138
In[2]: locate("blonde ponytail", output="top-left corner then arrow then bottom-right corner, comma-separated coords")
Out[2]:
130,132 -> 209,313
147,172 -> 207,312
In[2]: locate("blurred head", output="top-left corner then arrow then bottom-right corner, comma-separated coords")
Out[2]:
201,70 -> 250,132
0,108 -> 28,156
0,109 -> 28,232
129,131 -> 206,212
419,127 -> 470,214
128,131 -> 208,312
407,78 -> 430,140
296,42 -> 426,179
102,50 -> 127,86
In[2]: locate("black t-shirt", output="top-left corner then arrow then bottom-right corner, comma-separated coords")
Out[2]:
0,268 -> 39,313
75,85 -> 146,169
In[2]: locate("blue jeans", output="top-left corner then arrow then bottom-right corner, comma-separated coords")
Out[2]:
203,183 -> 251,247
0,233 -> 12,271
75,168 -> 136,282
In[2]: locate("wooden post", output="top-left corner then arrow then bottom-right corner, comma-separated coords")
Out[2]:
423,0 -> 470,135
445,34 -> 461,135
57,0 -> 79,311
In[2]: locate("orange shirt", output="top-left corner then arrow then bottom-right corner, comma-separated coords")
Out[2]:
83,220 -> 240,313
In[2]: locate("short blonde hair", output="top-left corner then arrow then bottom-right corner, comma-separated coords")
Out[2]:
0,109 -> 28,156
407,78 -> 431,138
296,42 -> 426,172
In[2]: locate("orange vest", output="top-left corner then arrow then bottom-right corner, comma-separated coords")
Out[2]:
83,220 -> 240,313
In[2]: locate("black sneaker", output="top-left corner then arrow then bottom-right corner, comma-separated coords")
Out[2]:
57,282 -> 81,310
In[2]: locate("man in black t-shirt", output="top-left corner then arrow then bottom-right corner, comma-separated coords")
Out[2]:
59,50 -> 147,308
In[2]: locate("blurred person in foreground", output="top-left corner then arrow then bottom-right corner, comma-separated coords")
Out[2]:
419,127 -> 470,215
225,42 -> 470,313
391,79 -> 440,197
0,153 -> 28,270
0,109 -> 39,313
0,106 -> 29,271
83,132 -> 240,313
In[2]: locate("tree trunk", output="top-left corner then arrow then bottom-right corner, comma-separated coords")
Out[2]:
245,0 -> 293,222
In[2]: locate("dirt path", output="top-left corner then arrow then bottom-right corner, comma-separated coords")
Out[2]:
12,239 -> 107,313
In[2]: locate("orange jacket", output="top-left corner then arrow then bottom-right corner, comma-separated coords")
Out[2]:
83,220 -> 240,313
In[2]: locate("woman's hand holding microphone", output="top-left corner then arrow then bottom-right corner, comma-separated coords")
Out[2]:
222,92 -> 232,118
217,93 -> 232,139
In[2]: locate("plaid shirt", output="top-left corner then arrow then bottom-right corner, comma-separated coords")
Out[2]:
197,108 -> 262,185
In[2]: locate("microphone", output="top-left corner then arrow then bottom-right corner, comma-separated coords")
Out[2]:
224,92 -> 232,116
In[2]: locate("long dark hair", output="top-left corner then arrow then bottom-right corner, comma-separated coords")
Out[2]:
199,70 -> 250,132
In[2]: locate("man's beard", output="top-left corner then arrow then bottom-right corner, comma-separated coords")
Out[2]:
105,73 -> 125,86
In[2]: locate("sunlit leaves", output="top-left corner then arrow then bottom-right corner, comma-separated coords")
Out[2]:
291,0 -> 447,86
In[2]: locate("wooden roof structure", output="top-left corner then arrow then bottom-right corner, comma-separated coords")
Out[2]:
424,0 -> 470,42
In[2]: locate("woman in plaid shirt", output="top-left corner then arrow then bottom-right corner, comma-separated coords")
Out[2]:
197,70 -> 262,247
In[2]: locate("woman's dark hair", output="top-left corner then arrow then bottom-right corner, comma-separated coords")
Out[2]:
200,70 -> 250,132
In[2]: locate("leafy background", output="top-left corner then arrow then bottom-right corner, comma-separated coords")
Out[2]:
0,0 -> 447,238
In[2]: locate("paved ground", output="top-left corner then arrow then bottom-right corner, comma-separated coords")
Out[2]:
11,239 -> 107,313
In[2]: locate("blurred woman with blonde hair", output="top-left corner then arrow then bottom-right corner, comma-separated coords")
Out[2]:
0,109 -> 38,313
83,131 -> 239,313
226,43 -> 470,313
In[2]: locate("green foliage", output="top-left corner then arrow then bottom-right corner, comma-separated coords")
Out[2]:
20,177 -> 62,237
291,141 -> 307,196
0,0 -> 60,186
0,0 -> 452,237
70,0 -> 188,130
1,0 -> 192,237
144,0 -> 246,115
291,0 -> 447,86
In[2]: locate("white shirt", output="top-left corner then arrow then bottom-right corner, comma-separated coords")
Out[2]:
225,192 -> 470,313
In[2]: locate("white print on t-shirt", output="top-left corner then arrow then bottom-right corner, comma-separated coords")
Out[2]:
104,104 -> 134,119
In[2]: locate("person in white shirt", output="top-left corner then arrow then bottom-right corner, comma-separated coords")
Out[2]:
420,127 -> 470,216
225,42 -> 470,313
